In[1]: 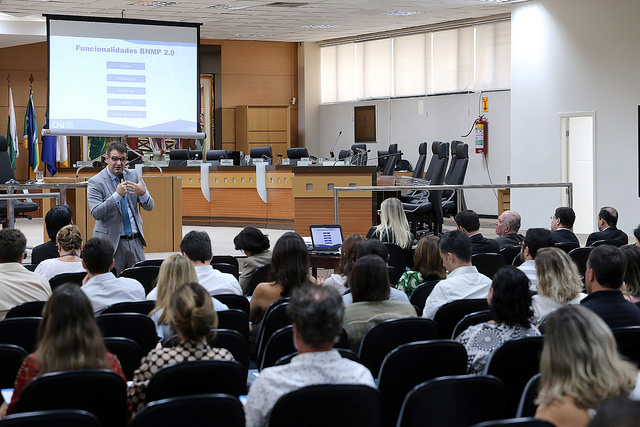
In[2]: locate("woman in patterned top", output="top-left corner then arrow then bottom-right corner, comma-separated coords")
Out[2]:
455,266 -> 540,374
128,282 -> 234,412
396,236 -> 446,296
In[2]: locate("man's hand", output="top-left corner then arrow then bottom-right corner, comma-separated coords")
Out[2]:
123,178 -> 146,196
116,181 -> 127,197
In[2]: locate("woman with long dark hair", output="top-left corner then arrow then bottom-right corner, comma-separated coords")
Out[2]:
322,234 -> 365,295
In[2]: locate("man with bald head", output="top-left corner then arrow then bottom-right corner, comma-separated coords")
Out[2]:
586,207 -> 628,246
493,210 -> 524,250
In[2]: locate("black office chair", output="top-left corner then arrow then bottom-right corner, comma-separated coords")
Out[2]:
21,263 -> 37,272
16,370 -> 128,427
211,262 -> 239,280
286,148 -> 309,165
216,309 -> 250,340
357,317 -> 438,378
119,266 -> 160,295
500,246 -> 523,266
0,317 -> 40,353
433,298 -> 490,339
396,375 -> 506,427
423,141 -> 443,182
101,300 -> 156,315
377,150 -> 389,172
443,140 -> 462,185
213,294 -> 250,315
0,136 -> 38,226
612,326 -> 640,368
0,409 -> 101,427
568,247 -> 593,283
442,143 -> 469,218
145,359 -> 246,403
259,325 -> 295,371
168,149 -> 189,166
256,300 -> 291,365
516,373 -> 541,418
471,418 -> 555,427
49,272 -> 86,291
554,241 -> 579,253
350,144 -> 368,166
250,146 -> 273,164
130,394 -> 245,427
381,144 -> 399,175
126,149 -> 144,165
378,340 -> 467,427
268,384 -> 383,427
132,259 -> 164,268
103,337 -> 142,381
0,344 -> 28,388
96,313 -> 158,355
5,301 -> 46,318
451,310 -> 493,339
384,243 -> 410,285
338,149 -> 350,161
211,255 -> 240,271
245,263 -> 271,296
591,239 -> 626,248
472,253 -> 506,280
206,150 -> 233,161
409,280 -> 440,313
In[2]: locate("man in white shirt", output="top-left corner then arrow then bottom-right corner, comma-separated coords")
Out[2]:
180,231 -> 242,296
245,285 -> 375,427
518,228 -> 555,291
422,230 -> 492,319
81,237 -> 145,313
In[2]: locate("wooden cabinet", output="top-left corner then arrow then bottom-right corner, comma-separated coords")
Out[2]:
235,105 -> 290,157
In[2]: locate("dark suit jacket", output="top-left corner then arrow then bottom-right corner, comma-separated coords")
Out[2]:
469,233 -> 500,255
586,226 -> 628,246
493,233 -> 524,250
31,240 -> 59,266
552,228 -> 580,245
581,290 -> 640,329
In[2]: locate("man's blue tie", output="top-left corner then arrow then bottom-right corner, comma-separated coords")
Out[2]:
117,177 -> 133,236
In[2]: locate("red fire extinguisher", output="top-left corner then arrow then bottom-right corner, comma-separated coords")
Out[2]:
475,116 -> 488,154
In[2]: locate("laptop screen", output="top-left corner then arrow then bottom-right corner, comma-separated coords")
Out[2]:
309,225 -> 343,249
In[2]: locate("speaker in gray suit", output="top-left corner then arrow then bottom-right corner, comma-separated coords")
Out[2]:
87,141 -> 154,274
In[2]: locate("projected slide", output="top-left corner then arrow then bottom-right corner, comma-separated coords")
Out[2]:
47,17 -> 201,138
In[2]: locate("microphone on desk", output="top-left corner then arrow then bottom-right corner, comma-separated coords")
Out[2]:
329,131 -> 343,158
274,153 -> 283,165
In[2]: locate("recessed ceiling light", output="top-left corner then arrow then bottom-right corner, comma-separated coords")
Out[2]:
132,1 -> 176,6
383,11 -> 422,16
302,24 -> 339,29
266,2 -> 307,7
232,33 -> 269,37
209,4 -> 246,9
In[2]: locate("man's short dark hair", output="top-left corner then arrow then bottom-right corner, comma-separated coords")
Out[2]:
359,239 -> 389,262
588,245 -> 626,289
44,204 -> 73,240
0,229 -> 26,263
454,210 -> 480,233
599,207 -> 619,227
523,228 -> 554,258
439,229 -> 472,263
106,141 -> 127,156
233,227 -> 270,254
634,225 -> 640,243
82,237 -> 114,274
180,230 -> 212,263
554,207 -> 576,229
287,285 -> 344,348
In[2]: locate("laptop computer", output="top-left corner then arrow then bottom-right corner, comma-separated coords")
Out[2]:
309,224 -> 343,254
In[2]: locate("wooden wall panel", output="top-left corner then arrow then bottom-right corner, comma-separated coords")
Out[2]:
182,188 -> 212,217
222,108 -> 236,145
222,75 -> 296,107
266,188 -> 295,221
295,198 -> 373,237
210,188 -> 267,219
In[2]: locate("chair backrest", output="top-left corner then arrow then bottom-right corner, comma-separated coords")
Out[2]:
591,239 -> 626,248
211,262 -> 239,280
444,140 -> 462,184
250,146 -> 273,163
472,253 -> 506,280
287,147 -> 309,159
442,143 -> 469,206
6,301 -> 46,319
213,294 -> 250,315
433,298 -> 490,339
259,325 -> 295,371
452,310 -> 493,339
161,328 -> 248,370
216,309 -> 250,340
409,280 -> 440,312
338,149 -> 350,160
268,384 -> 383,427
17,369 -> 128,427
612,326 -> 640,368
130,393 -> 245,427
377,150 -> 389,172
350,144 -> 368,166
96,313 -> 158,355
0,409 -> 101,427
500,246 -> 522,266
211,255 -> 240,270
483,336 -> 545,417
384,243 -> 409,285
471,418 -> 555,427
21,264 -> 37,272
411,142 -> 429,180
49,272 -> 86,291
101,300 -> 156,315
256,300 -> 291,364
145,359 -> 246,403
378,340 -> 467,427
423,142 -> 441,182
554,241 -> 579,253
245,264 -> 271,296
132,259 -> 164,268
0,136 -> 16,184
0,317 -> 41,353
381,144 -> 399,176
397,375 -> 506,427
358,317 -> 439,378
568,247 -> 593,282
103,337 -> 142,381
119,266 -> 160,295
516,373 -> 541,418
168,149 -> 189,166
275,348 -> 359,367
206,149 -> 233,161
0,343 -> 28,389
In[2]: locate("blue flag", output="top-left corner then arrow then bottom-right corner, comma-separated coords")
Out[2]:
22,87 -> 38,173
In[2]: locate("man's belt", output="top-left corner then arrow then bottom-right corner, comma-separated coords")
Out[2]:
120,233 -> 141,240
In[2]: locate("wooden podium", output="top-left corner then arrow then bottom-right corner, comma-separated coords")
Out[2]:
42,176 -> 182,253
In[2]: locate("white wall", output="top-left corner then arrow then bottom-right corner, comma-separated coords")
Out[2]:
511,0 -> 640,234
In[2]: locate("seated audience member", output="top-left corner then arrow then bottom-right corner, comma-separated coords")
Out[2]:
535,306 -> 640,427
342,239 -> 410,304
532,247 -> 586,323
456,266 -> 540,374
129,282 -> 234,412
234,227 -> 272,293
397,236 -> 446,297
634,225 -> 640,247
147,254 -> 228,341
7,284 -> 128,416
422,230 -> 492,319
493,210 -> 524,250
551,207 -> 580,246
518,228 -> 555,291
34,224 -> 85,280
455,209 -> 499,254
180,231 -> 242,296
31,204 -> 72,266
245,285 -> 376,427
81,237 -> 145,313
366,197 -> 413,250
586,206 -> 629,246
250,232 -> 314,324
0,229 -> 51,320
589,397 -> 640,427
581,245 -> 640,329
622,245 -> 640,303
342,255 -> 416,352
322,234 -> 365,296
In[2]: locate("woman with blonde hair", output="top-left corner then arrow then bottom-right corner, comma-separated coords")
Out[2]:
535,305 -> 640,427
397,236 -> 446,296
366,197 -> 413,250
532,247 -> 586,323
322,234 -> 365,295
34,224 -> 85,280
147,254 -> 227,341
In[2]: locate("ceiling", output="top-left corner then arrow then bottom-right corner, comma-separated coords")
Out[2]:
0,0 -> 518,47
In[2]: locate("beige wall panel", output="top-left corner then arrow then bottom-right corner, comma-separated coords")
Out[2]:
222,75 -> 294,107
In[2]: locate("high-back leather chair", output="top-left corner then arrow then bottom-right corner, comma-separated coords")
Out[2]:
250,146 -> 273,164
411,142 -> 428,180
442,143 -> 469,217
350,144 -> 368,165
381,144 -> 400,176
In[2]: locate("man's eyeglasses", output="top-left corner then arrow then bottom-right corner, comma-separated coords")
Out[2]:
110,156 -> 127,163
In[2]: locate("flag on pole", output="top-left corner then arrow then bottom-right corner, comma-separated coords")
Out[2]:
6,85 -> 18,168
56,135 -> 68,168
41,135 -> 56,176
23,87 -> 38,173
